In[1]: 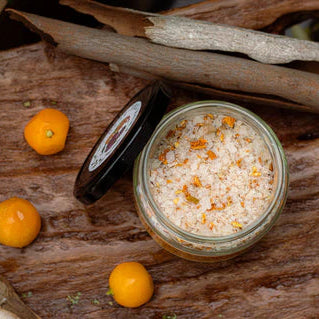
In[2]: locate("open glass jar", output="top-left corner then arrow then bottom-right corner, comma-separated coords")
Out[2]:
133,101 -> 288,262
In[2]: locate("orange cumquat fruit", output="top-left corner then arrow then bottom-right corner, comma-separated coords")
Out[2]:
24,108 -> 70,155
0,197 -> 41,248
109,262 -> 154,308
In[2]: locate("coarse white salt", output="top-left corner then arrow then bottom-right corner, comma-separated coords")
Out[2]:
149,113 -> 274,236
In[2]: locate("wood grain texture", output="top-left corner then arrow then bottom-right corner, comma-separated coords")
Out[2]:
164,0 -> 319,30
145,15 -> 319,64
0,276 -> 40,319
0,43 -> 319,319
7,10 -> 319,113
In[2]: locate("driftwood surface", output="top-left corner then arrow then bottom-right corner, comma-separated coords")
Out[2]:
7,10 -> 319,113
0,42 -> 319,319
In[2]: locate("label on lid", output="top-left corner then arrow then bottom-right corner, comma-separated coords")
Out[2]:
88,101 -> 142,172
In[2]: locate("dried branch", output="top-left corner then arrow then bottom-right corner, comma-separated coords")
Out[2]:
145,15 -> 319,64
109,63 -> 313,112
7,9 -> 319,112
61,1 -> 319,64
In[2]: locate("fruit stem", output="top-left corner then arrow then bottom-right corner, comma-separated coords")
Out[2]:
46,129 -> 54,138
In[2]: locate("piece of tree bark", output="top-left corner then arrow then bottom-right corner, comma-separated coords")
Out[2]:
109,63 -> 314,113
0,277 -> 40,319
60,0 -> 154,37
145,15 -> 319,64
60,1 -> 319,65
60,0 -> 319,36
7,9 -> 319,113
164,0 -> 319,30
1,42 -> 319,318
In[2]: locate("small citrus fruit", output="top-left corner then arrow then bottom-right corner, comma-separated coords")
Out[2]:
24,108 -> 69,155
0,197 -> 41,248
109,262 -> 154,308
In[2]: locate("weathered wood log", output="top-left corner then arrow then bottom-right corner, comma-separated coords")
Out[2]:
1,42 -> 319,318
109,63 -> 315,112
0,277 -> 40,319
7,9 -> 319,113
145,15 -> 319,64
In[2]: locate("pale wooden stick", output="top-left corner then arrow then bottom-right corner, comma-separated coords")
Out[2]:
7,9 -> 319,112
145,15 -> 319,64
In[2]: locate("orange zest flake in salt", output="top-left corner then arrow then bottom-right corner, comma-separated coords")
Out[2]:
209,222 -> 215,230
158,148 -> 170,164
176,120 -> 188,131
222,116 -> 236,128
175,189 -> 183,195
207,201 -> 226,211
190,139 -> 207,150
216,128 -> 224,142
192,176 -> 202,187
244,137 -> 252,143
173,198 -> 179,205
227,196 -> 233,206
258,157 -> 262,164
206,150 -> 217,160
240,201 -> 245,208
166,179 -> 172,184
197,154 -> 202,159
166,129 -> 175,139
269,163 -> 274,171
231,221 -> 243,229
182,185 -> 200,204
236,158 -> 242,167
201,213 -> 206,224
203,113 -> 214,121
250,166 -> 261,177
175,158 -> 188,167
195,123 -> 204,127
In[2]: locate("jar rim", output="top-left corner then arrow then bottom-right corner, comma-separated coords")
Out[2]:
140,101 -> 289,243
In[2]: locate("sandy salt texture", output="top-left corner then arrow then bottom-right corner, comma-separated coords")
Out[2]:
149,113 -> 274,236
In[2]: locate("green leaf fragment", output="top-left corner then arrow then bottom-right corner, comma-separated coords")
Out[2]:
67,292 -> 82,305
106,288 -> 113,296
163,314 -> 177,319
22,291 -> 33,298
91,299 -> 100,305
23,101 -> 31,107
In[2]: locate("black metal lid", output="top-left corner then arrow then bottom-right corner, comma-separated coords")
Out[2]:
74,81 -> 171,205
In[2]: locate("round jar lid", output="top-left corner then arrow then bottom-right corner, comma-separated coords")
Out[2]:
74,81 -> 171,204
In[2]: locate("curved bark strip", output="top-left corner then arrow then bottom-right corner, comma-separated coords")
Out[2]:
164,0 -> 319,30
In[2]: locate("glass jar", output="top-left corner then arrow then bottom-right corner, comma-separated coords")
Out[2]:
133,101 -> 289,262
